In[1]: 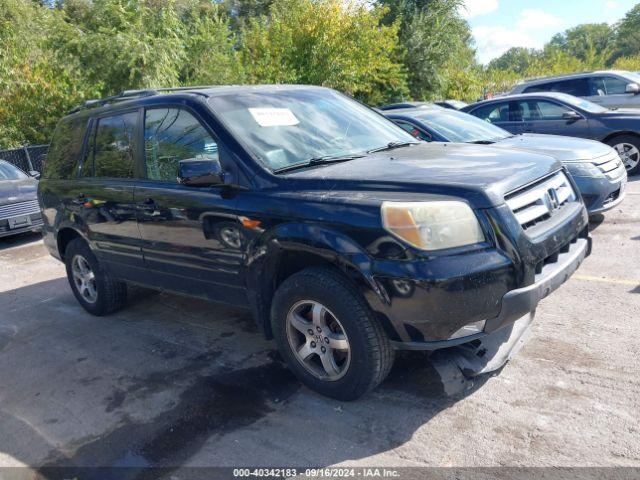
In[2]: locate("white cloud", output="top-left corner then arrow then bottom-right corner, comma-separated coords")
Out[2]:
458,0 -> 499,19
472,8 -> 564,64
605,0 -> 619,8
472,25 -> 542,64
516,9 -> 564,31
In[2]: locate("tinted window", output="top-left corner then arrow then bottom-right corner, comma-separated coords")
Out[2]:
0,160 -> 28,180
469,102 -> 510,123
84,112 -> 138,178
591,76 -> 628,95
525,79 -> 589,96
550,79 -> 589,96
144,108 -> 219,182
393,120 -> 432,141
515,100 -> 572,121
44,117 -> 88,179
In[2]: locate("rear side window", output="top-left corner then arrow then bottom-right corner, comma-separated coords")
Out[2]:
525,79 -> 589,96
470,103 -> 510,123
44,117 -> 88,179
83,112 -> 138,178
144,108 -> 219,182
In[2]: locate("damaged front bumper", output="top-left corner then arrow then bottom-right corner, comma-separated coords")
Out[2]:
391,236 -> 590,374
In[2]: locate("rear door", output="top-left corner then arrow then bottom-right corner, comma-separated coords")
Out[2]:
134,105 -> 246,305
512,98 -> 591,139
75,109 -> 144,276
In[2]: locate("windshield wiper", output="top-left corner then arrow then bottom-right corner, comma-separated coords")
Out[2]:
273,154 -> 365,174
367,141 -> 419,154
468,139 -> 496,144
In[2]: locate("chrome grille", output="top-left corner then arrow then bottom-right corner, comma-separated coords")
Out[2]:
506,171 -> 576,231
0,199 -> 40,220
592,151 -> 625,179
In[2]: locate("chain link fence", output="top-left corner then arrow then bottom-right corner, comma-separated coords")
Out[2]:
0,145 -> 49,173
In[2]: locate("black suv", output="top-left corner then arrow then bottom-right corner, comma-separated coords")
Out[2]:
39,85 -> 590,400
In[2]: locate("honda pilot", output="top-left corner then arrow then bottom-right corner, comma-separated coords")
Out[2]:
38,85 -> 591,400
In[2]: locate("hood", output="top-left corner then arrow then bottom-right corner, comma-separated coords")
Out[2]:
495,133 -> 614,161
595,108 -> 640,119
0,178 -> 38,206
285,143 -> 561,208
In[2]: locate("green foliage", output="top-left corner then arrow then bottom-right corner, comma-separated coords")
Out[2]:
548,23 -> 615,66
488,48 -> 538,75
613,4 -> 640,61
2,0 -> 640,148
239,0 -> 408,105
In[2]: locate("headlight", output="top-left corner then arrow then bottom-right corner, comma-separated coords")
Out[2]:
565,161 -> 602,177
381,201 -> 485,251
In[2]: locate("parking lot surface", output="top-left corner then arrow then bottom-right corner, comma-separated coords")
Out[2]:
0,179 -> 639,473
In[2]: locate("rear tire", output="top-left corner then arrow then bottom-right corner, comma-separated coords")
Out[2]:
271,267 -> 394,400
606,134 -> 640,175
64,238 -> 127,316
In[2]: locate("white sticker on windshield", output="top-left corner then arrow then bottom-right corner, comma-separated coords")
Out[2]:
249,108 -> 299,127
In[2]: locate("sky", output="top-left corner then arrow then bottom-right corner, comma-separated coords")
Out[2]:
460,0 -> 639,64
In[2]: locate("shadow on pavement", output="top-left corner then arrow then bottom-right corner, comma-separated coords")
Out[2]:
0,277 -> 493,478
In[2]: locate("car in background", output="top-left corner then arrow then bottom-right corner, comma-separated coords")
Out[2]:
509,71 -> 640,109
385,107 -> 627,215
0,160 -> 43,238
462,92 -> 640,174
377,101 -> 442,111
434,100 -> 468,110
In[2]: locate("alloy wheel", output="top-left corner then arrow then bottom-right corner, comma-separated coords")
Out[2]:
614,142 -> 640,171
71,254 -> 98,304
286,300 -> 351,381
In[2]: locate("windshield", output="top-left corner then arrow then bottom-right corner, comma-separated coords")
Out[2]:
412,109 -> 511,143
208,87 -> 415,171
623,71 -> 640,84
0,161 -> 28,180
552,93 -> 609,113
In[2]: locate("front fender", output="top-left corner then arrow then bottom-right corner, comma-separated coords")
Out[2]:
243,222 -> 391,337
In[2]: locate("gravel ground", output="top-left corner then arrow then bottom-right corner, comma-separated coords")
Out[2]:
0,177 -> 638,475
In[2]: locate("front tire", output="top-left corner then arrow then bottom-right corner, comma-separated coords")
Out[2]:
64,238 -> 127,316
607,134 -> 640,175
271,267 -> 394,400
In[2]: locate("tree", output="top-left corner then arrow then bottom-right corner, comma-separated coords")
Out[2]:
613,4 -> 640,61
239,0 -> 408,105
488,48 -> 538,75
547,23 -> 614,67
377,0 -> 476,99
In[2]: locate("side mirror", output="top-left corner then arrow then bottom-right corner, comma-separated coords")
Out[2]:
28,170 -> 41,179
178,158 -> 224,187
562,110 -> 582,121
626,83 -> 640,94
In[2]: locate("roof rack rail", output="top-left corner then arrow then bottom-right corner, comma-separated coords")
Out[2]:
68,87 -> 214,114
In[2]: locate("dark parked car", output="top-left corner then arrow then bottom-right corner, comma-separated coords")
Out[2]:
462,92 -> 640,174
39,86 -> 590,400
378,101 -> 441,111
434,100 -> 468,110
0,160 -> 43,238
509,70 -> 640,109
386,108 -> 627,214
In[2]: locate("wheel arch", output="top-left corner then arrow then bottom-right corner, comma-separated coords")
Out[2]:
602,130 -> 640,144
244,223 -> 388,339
56,227 -> 86,261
